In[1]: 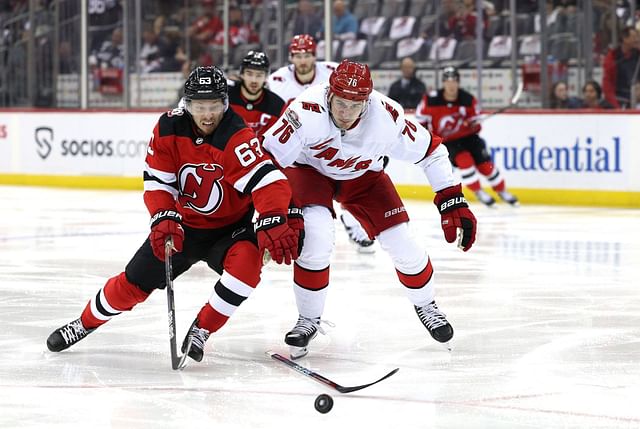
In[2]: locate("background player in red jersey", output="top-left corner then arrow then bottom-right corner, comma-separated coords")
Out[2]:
46,66 -> 302,363
415,66 -> 519,207
228,50 -> 285,137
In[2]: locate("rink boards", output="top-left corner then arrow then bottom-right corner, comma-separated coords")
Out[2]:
0,110 -> 638,207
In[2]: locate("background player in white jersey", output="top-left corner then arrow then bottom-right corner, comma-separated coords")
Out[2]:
268,34 -> 337,105
269,33 -> 375,252
262,60 -> 478,359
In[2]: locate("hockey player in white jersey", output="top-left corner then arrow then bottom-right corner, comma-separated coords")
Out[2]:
262,60 -> 478,359
268,33 -> 375,252
268,34 -> 337,106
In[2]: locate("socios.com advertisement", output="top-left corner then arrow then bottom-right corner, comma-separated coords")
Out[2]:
17,112 -> 159,176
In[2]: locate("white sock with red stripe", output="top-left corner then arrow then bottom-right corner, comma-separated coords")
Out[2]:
292,263 -> 329,318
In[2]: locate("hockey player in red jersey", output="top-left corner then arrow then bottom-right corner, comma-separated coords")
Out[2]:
229,50 -> 285,137
46,66 -> 302,363
269,34 -> 374,252
415,66 -> 519,207
262,60 -> 478,359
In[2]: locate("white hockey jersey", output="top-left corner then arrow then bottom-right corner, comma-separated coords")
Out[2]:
267,61 -> 338,105
262,84 -> 457,192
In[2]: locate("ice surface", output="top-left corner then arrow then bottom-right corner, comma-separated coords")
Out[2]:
1,186 -> 639,429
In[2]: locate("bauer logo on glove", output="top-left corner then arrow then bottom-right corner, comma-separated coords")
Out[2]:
433,184 -> 477,252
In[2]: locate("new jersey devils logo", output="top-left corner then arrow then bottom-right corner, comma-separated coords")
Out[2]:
179,163 -> 224,214
438,107 -> 467,138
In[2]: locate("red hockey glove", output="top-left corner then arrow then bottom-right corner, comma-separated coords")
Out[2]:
149,210 -> 184,261
255,212 -> 300,265
287,206 -> 305,256
433,184 -> 477,252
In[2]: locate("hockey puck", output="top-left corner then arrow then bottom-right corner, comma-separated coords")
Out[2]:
314,393 -> 333,414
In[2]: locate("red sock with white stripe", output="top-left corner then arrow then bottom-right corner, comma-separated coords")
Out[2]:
80,272 -> 150,329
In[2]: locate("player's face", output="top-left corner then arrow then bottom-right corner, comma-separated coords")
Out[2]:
187,99 -> 226,135
241,68 -> 267,96
330,95 -> 366,129
443,79 -> 459,98
291,52 -> 315,76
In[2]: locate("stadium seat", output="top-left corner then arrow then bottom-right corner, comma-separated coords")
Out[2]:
548,33 -> 578,63
451,39 -> 479,68
316,40 -> 342,61
369,39 -> 395,68
519,34 -> 540,57
408,0 -> 428,16
388,16 -> 417,40
340,39 -> 368,62
429,37 -> 457,61
359,16 -> 387,39
380,0 -> 408,17
353,0 -> 381,18
395,37 -> 427,60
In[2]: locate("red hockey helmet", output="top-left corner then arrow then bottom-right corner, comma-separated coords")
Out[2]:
289,34 -> 317,55
328,59 -> 373,101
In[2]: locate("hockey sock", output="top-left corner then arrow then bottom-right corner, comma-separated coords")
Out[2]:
293,263 -> 329,318
80,272 -> 150,329
203,272 -> 256,332
396,259 -> 436,307
478,161 -> 506,192
195,301 -> 229,334
454,152 -> 482,192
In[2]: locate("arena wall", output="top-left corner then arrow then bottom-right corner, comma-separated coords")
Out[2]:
1,110 -> 638,207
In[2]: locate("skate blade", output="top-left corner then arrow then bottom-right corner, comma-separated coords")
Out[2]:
289,345 -> 309,360
440,340 -> 453,352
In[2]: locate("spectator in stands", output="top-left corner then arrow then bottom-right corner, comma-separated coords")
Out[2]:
602,26 -> 640,109
549,81 -> 581,109
388,57 -> 426,109
93,27 -> 124,69
188,0 -> 223,46
581,80 -> 614,109
448,0 -> 489,41
330,0 -> 357,41
213,4 -> 259,46
293,0 -> 322,41
88,0 -> 122,53
140,26 -> 167,73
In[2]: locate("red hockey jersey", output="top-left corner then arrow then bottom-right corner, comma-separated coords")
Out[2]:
415,88 -> 481,142
143,106 -> 290,229
228,81 -> 285,137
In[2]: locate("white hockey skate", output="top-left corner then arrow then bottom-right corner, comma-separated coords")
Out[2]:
497,190 -> 520,206
474,189 -> 496,207
340,214 -> 375,253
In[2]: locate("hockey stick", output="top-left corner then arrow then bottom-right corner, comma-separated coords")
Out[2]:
267,351 -> 399,394
473,80 -> 524,124
165,237 -> 191,370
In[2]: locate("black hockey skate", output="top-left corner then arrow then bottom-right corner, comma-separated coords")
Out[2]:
414,301 -> 454,348
47,318 -> 95,352
284,315 -> 330,359
181,319 -> 210,362
340,214 -> 375,253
